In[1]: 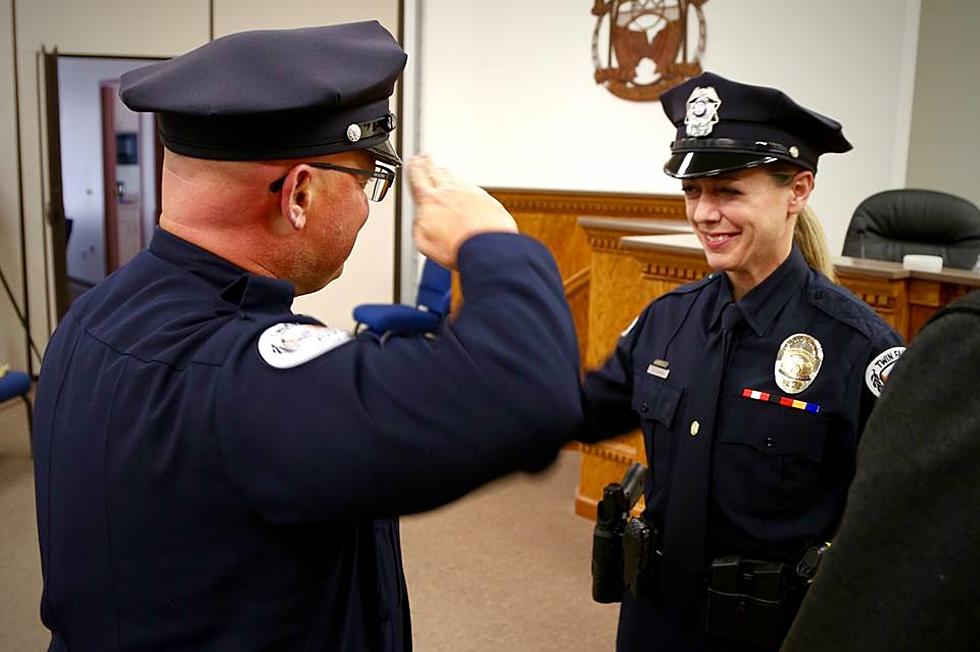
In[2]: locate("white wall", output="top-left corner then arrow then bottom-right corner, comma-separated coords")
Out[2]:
5,0 -> 210,371
0,0 -> 26,370
906,0 -> 980,206
420,0 -> 921,254
58,57 -> 156,285
0,0 -> 27,369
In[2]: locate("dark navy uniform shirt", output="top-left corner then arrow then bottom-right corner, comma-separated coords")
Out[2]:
582,247 -> 903,560
33,228 -> 581,651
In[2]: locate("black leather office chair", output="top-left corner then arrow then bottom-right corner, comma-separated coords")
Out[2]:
842,189 -> 980,270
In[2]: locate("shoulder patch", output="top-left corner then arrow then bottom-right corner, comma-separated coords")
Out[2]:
865,346 -> 905,397
257,322 -> 351,369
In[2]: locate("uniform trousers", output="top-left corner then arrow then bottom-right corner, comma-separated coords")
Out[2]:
616,591 -> 774,652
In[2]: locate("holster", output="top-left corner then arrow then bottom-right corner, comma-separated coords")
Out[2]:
701,556 -> 804,650
622,514 -> 661,599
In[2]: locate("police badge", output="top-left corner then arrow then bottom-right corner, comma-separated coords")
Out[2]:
684,86 -> 721,137
774,333 -> 824,394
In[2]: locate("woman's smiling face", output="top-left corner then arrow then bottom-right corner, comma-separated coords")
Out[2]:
681,166 -> 812,297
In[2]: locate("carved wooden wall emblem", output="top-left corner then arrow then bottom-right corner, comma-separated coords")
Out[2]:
592,0 -> 709,102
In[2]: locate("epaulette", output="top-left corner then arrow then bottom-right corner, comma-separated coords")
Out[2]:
805,279 -> 882,341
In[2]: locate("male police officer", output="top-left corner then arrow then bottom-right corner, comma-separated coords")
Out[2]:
32,22 -> 581,651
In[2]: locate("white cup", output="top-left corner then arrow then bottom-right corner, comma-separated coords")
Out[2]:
902,254 -> 943,272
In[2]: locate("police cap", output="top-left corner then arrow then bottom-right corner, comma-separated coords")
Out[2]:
119,21 -> 407,165
660,72 -> 852,179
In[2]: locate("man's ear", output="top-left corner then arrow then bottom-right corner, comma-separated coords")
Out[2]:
787,170 -> 815,215
280,165 -> 315,230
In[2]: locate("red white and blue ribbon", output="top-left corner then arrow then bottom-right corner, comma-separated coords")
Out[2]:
741,388 -> 821,414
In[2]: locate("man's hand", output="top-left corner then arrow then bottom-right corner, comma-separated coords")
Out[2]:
408,154 -> 518,269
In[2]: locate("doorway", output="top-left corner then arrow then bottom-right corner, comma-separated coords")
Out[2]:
55,56 -> 163,305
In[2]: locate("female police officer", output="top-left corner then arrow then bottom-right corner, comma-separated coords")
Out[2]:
580,72 -> 904,651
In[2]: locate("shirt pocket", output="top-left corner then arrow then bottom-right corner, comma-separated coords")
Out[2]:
714,397 -> 830,518
632,373 -> 684,492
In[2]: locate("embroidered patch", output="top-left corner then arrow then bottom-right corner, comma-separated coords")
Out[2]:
257,322 -> 352,369
865,346 -> 905,397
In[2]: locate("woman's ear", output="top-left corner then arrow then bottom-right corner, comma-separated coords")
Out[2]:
279,165 -> 315,230
787,170 -> 815,215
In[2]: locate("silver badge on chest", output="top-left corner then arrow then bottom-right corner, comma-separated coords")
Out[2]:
774,333 -> 824,394
685,86 -> 722,137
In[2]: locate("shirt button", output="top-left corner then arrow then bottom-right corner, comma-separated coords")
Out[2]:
765,436 -> 776,448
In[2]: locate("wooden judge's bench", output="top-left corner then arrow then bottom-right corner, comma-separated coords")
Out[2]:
486,188 -> 980,520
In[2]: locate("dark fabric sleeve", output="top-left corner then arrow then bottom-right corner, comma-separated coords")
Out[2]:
576,308 -> 650,444
781,299 -> 980,652
215,233 -> 582,523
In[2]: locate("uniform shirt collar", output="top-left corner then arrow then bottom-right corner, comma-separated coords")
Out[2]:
709,245 -> 809,336
147,227 -> 295,314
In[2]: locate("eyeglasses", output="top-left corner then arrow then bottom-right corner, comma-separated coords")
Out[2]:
268,161 -> 397,202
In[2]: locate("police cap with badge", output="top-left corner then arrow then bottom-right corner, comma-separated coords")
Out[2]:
659,71 -> 852,179
119,21 -> 406,165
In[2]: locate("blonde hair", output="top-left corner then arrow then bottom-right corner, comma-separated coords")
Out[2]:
793,205 -> 836,282
766,164 -> 837,282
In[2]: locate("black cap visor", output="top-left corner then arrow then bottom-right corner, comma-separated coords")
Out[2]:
664,152 -> 779,179
366,137 -> 401,167
663,151 -> 780,179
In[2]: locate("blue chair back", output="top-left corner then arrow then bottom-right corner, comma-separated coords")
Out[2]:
416,260 -> 451,316
352,258 -> 452,335
0,368 -> 33,440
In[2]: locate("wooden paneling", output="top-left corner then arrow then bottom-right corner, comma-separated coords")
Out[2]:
483,190 -> 686,519
487,188 -> 686,371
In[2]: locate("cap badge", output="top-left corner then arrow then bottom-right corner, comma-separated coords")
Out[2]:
789,145 -> 800,158
774,333 -> 824,394
684,86 -> 722,137
346,123 -> 362,143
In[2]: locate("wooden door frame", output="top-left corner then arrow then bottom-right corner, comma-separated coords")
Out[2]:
100,82 -> 120,274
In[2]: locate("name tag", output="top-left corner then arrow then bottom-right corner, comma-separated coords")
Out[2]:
646,364 -> 670,379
